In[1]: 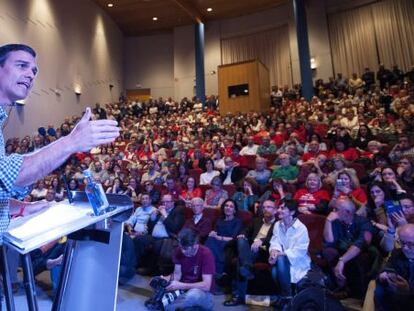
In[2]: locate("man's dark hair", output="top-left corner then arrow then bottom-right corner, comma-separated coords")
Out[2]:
0,44 -> 36,66
178,228 -> 199,247
283,199 -> 299,218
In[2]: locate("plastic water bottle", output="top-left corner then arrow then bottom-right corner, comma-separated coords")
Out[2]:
83,169 -> 109,215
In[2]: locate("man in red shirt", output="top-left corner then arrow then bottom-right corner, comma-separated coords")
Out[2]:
160,228 -> 216,310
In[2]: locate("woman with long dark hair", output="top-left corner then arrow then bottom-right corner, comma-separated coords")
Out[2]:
205,199 -> 243,276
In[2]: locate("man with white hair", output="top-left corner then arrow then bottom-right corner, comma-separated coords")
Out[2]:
182,197 -> 212,243
240,136 -> 259,156
323,196 -> 377,298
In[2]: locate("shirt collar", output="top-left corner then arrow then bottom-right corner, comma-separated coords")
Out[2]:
263,217 -> 275,225
279,218 -> 299,230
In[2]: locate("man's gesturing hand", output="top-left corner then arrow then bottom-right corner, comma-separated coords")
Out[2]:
69,107 -> 120,152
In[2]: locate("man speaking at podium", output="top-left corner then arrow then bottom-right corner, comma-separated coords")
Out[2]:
0,43 -> 120,242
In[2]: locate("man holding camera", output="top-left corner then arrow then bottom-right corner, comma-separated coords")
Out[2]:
148,228 -> 215,311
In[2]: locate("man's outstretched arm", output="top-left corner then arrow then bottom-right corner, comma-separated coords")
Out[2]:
15,107 -> 119,187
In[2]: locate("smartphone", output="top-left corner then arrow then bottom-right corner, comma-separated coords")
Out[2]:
383,268 -> 398,281
383,267 -> 397,274
384,200 -> 402,215
336,179 -> 345,187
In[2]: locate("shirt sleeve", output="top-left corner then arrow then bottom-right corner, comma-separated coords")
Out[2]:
125,209 -> 138,226
0,153 -> 24,193
352,218 -> 371,249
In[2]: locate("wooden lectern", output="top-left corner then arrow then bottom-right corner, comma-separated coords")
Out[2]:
218,59 -> 270,115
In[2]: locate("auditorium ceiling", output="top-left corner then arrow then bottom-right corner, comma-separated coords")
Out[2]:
93,0 -> 287,36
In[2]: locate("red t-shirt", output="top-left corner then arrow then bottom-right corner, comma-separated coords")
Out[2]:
271,133 -> 285,147
293,188 -> 331,209
328,148 -> 359,162
336,187 -> 368,206
172,245 -> 216,291
181,188 -> 203,201
301,151 -> 327,162
231,155 -> 248,168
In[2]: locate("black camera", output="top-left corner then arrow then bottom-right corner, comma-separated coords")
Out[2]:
145,277 -> 170,310
145,277 -> 184,310
149,276 -> 169,290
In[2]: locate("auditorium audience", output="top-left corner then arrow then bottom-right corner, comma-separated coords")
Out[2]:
8,67 -> 414,307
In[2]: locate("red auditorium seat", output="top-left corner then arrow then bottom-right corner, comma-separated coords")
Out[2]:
243,155 -> 257,170
202,208 -> 220,226
223,184 -> 237,197
237,210 -> 253,228
263,154 -> 278,166
298,213 -> 327,267
184,207 -> 194,220
199,184 -> 211,195
189,168 -> 203,184
349,162 -> 366,180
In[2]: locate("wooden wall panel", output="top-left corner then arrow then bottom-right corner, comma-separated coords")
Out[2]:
218,60 -> 270,115
126,88 -> 151,102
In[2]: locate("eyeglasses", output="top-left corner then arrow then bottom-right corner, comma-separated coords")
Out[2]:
399,239 -> 414,250
162,200 -> 173,203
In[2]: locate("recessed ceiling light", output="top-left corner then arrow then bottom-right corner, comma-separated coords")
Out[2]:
207,7 -> 213,12
152,17 -> 158,21
107,3 -> 114,7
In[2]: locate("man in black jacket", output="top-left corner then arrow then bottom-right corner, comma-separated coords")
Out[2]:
374,223 -> 414,310
361,67 -> 375,91
377,64 -> 394,90
135,194 -> 185,275
223,200 -> 277,306
221,157 -> 246,186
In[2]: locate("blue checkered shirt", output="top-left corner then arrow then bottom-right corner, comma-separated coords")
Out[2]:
0,107 -> 25,243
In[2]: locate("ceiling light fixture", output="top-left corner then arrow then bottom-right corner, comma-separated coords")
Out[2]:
152,17 -> 158,21
207,8 -> 213,12
107,3 -> 114,7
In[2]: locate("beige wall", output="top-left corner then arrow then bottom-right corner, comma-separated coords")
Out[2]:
124,34 -> 174,98
173,25 -> 196,101
123,2 -> 337,100
0,0 -> 124,139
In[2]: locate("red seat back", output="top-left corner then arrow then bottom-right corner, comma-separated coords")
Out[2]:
298,213 -> 326,262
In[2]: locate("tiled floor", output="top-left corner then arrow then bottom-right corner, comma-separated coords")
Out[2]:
6,272 -> 267,311
5,271 -> 363,310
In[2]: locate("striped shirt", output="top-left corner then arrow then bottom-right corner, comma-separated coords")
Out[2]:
0,107 -> 25,243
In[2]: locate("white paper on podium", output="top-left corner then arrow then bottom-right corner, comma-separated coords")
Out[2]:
7,202 -> 91,243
